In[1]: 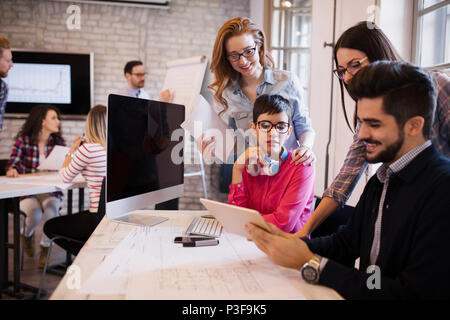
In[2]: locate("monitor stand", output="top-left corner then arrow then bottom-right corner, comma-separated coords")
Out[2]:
114,213 -> 168,227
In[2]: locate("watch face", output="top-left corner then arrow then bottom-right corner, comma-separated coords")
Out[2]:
302,266 -> 318,282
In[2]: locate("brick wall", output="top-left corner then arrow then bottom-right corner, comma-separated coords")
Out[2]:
0,0 -> 246,211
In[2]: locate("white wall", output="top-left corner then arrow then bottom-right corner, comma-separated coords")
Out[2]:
332,0 -> 377,206
309,0 -> 335,197
379,0 -> 414,62
310,0 -> 375,206
249,0 -> 264,29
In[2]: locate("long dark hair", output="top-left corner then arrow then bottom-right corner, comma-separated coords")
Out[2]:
17,105 -> 65,143
334,21 -> 401,132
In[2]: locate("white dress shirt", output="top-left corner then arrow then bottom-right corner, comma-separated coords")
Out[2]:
117,86 -> 150,100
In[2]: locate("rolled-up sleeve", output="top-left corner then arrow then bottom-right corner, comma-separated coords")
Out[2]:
228,182 -> 249,208
431,71 -> 450,157
60,145 -> 88,183
323,122 -> 368,205
6,137 -> 25,173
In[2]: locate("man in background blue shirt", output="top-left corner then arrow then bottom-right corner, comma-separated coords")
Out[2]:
118,60 -> 150,99
0,37 -> 13,132
117,59 -> 174,102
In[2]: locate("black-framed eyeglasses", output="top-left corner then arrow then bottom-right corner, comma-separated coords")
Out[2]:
227,46 -> 257,62
257,121 -> 290,134
131,72 -> 147,77
333,56 -> 368,80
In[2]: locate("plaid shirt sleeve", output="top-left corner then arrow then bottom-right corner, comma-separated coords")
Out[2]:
322,121 -> 368,205
430,71 -> 450,158
6,137 -> 26,173
6,135 -> 66,174
0,80 -> 8,132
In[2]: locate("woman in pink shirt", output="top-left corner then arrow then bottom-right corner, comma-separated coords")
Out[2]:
228,94 -> 315,233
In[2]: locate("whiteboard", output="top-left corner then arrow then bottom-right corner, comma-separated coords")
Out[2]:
162,56 -> 208,117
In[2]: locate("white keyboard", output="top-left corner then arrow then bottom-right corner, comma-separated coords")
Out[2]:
185,217 -> 223,238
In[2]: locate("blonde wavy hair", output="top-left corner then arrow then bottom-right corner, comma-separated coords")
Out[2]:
209,17 -> 274,116
85,104 -> 107,147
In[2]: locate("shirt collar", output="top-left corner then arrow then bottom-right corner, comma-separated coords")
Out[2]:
263,68 -> 275,85
377,140 -> 432,183
127,86 -> 139,97
232,78 -> 241,94
232,68 -> 274,94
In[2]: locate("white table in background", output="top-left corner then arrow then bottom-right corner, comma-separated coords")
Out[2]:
0,173 -> 86,299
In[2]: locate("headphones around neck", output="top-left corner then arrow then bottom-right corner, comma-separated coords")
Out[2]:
246,147 -> 288,176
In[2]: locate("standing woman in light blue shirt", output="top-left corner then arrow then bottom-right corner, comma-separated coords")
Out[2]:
201,17 -> 316,165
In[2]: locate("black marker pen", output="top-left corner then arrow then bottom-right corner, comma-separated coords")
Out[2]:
183,239 -> 219,247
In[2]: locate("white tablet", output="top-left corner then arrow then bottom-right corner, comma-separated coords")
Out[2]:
199,198 -> 272,238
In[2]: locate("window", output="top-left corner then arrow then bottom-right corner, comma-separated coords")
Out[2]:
413,0 -> 450,72
269,0 -> 312,105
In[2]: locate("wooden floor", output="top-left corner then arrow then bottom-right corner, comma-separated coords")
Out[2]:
3,214 -> 68,300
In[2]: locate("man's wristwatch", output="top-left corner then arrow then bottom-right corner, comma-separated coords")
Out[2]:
301,255 -> 321,284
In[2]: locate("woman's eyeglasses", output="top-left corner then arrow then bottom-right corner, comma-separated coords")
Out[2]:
333,56 -> 368,80
227,46 -> 257,62
257,121 -> 290,134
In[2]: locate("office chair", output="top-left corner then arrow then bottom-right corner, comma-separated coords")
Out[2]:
38,178 -> 106,298
310,197 -> 354,238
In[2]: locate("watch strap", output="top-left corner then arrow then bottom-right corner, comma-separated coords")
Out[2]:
309,254 -> 321,269
301,254 -> 322,284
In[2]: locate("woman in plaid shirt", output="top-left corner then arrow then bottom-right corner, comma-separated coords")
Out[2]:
5,105 -> 65,267
297,21 -> 449,238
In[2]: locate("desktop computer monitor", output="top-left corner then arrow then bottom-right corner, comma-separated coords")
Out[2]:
106,94 -> 185,223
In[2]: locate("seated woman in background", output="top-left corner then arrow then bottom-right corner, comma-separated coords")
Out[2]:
228,94 -> 315,233
5,104 -> 65,268
44,104 -> 106,257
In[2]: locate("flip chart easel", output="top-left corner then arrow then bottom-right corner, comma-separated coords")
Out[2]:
162,56 -> 208,118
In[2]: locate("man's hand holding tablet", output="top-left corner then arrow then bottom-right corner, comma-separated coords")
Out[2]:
199,198 -> 272,238
245,222 -> 315,269
199,198 -> 315,269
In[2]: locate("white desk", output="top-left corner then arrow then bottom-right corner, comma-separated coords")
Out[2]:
0,173 -> 87,299
50,210 -> 343,300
